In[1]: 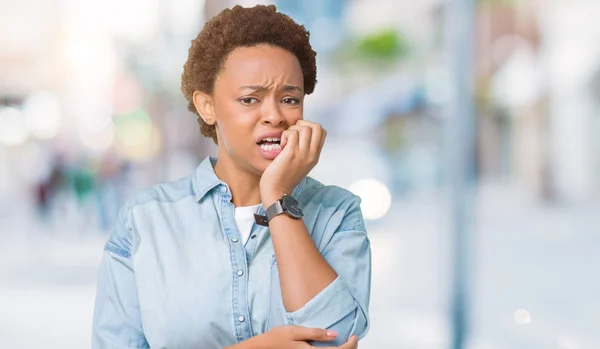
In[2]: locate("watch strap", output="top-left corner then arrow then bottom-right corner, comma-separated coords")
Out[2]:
253,213 -> 269,227
254,197 -> 285,227
265,199 -> 284,221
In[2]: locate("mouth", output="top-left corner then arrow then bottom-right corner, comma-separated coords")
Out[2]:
257,137 -> 282,151
256,137 -> 282,160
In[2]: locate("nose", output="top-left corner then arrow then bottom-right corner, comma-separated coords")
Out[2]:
260,99 -> 285,127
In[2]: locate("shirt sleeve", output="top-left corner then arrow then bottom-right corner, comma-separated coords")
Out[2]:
92,206 -> 149,349
283,194 -> 371,347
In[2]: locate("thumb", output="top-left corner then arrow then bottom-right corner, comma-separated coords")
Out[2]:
291,326 -> 338,341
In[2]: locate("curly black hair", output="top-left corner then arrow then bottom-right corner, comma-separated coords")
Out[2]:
181,5 -> 318,143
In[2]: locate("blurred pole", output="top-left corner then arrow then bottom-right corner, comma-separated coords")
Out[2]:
444,0 -> 476,349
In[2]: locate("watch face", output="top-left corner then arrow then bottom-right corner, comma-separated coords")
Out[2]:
282,195 -> 303,218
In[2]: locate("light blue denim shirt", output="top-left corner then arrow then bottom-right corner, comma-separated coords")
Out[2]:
92,157 -> 371,348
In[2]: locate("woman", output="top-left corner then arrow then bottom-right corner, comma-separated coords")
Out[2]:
93,5 -> 371,349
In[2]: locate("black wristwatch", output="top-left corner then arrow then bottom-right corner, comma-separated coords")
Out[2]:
254,194 -> 303,227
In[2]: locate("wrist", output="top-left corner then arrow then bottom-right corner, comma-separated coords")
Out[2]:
261,189 -> 289,208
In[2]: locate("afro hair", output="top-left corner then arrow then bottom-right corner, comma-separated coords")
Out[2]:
181,5 -> 317,143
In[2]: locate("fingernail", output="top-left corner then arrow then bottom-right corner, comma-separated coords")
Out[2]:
327,330 -> 338,337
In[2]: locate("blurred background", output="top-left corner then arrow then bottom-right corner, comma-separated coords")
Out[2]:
1,0 -> 599,348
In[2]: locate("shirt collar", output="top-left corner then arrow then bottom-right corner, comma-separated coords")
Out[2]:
192,156 -> 308,202
192,156 -> 224,201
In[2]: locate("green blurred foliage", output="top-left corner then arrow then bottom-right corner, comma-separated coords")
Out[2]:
354,29 -> 409,61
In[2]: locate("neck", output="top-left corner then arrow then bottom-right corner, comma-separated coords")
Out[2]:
213,154 -> 262,207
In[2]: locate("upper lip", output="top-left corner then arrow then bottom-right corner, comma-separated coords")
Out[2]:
256,131 -> 283,143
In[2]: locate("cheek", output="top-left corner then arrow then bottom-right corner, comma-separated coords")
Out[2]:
215,107 -> 259,149
221,113 -> 255,131
285,107 -> 304,123
216,104 -> 256,133
281,105 -> 304,125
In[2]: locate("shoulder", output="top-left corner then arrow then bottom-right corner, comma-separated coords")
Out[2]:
116,174 -> 196,230
297,176 -> 361,207
129,175 -> 195,208
297,177 -> 365,233
105,175 -> 196,257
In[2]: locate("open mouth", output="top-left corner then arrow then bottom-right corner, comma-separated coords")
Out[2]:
257,137 -> 282,152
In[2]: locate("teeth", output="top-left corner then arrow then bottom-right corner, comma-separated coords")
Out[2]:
261,137 -> 280,142
260,143 -> 282,152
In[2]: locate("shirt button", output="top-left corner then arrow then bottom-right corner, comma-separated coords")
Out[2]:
231,238 -> 239,243
238,315 -> 245,322
237,270 -> 244,276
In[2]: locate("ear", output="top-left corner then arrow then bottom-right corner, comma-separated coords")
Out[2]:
192,90 -> 216,125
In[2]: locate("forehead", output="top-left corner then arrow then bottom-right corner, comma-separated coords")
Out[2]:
216,44 -> 304,88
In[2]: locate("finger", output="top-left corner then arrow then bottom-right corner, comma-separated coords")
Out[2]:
318,335 -> 358,349
291,326 -> 338,341
282,129 -> 299,152
280,130 -> 288,149
296,120 -> 323,155
315,126 -> 326,156
295,119 -> 314,128
289,125 -> 312,153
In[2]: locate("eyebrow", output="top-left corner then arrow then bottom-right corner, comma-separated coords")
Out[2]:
238,85 -> 304,93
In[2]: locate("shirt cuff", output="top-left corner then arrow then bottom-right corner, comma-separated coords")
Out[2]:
284,276 -> 357,328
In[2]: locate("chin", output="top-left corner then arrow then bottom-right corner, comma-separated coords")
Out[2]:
238,151 -> 268,176
252,157 -> 272,174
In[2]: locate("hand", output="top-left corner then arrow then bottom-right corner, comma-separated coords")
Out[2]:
255,325 -> 358,349
260,120 -> 327,206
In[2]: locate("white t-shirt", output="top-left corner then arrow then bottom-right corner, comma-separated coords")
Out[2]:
234,204 -> 262,245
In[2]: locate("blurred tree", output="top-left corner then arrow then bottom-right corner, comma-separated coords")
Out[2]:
355,29 -> 408,61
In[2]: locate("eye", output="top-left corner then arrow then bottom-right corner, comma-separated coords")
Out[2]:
282,97 -> 300,105
239,97 -> 259,105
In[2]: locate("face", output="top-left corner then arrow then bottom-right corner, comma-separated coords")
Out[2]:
194,44 -> 305,175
